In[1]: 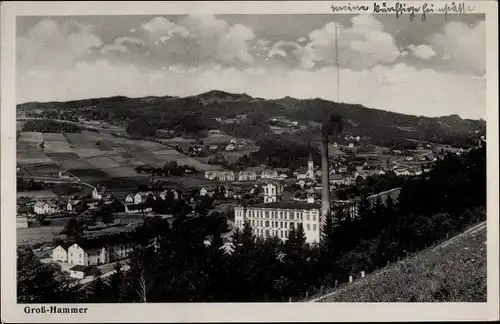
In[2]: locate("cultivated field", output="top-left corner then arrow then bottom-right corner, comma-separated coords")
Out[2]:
17,127 -> 221,184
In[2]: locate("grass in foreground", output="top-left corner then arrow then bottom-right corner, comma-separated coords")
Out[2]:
317,223 -> 487,302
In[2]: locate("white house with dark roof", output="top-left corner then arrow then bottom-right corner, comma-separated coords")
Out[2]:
52,242 -> 73,263
238,170 -> 257,181
205,170 -> 221,180
67,200 -> 85,213
218,171 -> 235,181
261,169 -> 279,180
34,201 -> 59,215
134,192 -> 156,205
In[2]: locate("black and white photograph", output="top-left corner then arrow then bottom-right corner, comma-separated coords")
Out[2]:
1,1 -> 499,322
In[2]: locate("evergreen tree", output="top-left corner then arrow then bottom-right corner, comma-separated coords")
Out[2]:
108,262 -> 125,303
241,221 -> 255,249
17,248 -> 65,303
294,223 -> 306,248
87,270 -> 110,303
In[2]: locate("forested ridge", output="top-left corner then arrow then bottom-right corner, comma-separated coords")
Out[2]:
18,91 -> 485,148
18,145 -> 486,303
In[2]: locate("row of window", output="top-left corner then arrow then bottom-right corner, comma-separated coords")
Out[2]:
235,219 -> 318,232
241,209 -> 319,221
250,219 -> 318,231
253,228 -> 290,239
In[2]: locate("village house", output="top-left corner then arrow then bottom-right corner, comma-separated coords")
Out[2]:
354,169 -> 377,180
199,187 -> 209,196
67,200 -> 85,213
58,170 -> 73,179
297,178 -> 316,188
238,170 -> 257,181
125,194 -> 135,205
218,171 -> 235,181
133,192 -> 156,205
333,187 -> 402,219
125,204 -> 153,214
209,145 -> 219,152
263,182 -> 283,203
68,265 -> 93,280
67,241 -> 108,266
66,234 -> 135,267
394,168 -> 410,177
278,173 -> 288,180
329,174 -> 345,186
16,216 -> 29,228
207,129 -> 222,136
159,189 -> 180,200
205,170 -> 221,180
34,200 -> 60,215
92,186 -> 108,200
52,242 -> 73,263
261,169 -> 279,180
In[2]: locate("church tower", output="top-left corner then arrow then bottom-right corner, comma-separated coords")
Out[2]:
306,152 -> 314,179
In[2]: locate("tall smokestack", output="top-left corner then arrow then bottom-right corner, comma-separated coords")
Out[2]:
320,135 -> 330,218
321,113 -> 343,219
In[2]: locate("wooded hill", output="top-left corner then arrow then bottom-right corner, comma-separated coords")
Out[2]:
17,90 -> 485,148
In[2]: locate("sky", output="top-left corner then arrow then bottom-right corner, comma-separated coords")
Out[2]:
16,14 -> 486,119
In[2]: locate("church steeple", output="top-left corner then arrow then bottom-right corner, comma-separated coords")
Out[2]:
307,152 -> 314,176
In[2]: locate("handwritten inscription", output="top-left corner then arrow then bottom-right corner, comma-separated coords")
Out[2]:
331,3 -> 370,12
331,2 -> 476,20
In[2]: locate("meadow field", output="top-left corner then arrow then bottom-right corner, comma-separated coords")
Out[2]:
315,222 -> 487,302
17,129 -> 221,185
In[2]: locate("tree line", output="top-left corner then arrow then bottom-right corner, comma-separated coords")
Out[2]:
22,119 -> 82,133
18,145 -> 486,303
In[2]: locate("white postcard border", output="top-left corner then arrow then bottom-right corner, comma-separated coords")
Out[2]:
1,1 -> 499,322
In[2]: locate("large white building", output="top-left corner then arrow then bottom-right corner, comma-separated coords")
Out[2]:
234,202 -> 322,244
235,182 -> 322,244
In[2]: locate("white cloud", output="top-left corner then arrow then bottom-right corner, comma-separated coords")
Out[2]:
17,19 -> 102,69
303,15 -> 400,69
18,60 -> 485,119
407,44 -> 436,60
430,20 -> 485,75
139,15 -> 256,66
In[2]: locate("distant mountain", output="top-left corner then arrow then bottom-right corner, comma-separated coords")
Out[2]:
17,91 -> 485,147
190,90 -> 255,104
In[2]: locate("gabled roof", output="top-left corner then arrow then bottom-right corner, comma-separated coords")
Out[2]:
17,205 -> 33,214
73,233 -> 134,251
56,241 -> 74,251
70,265 -> 89,272
95,186 -> 107,194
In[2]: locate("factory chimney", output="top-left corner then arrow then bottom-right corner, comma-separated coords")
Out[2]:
320,113 -> 343,219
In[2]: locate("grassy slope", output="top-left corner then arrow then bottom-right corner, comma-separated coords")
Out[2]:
314,222 -> 487,302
